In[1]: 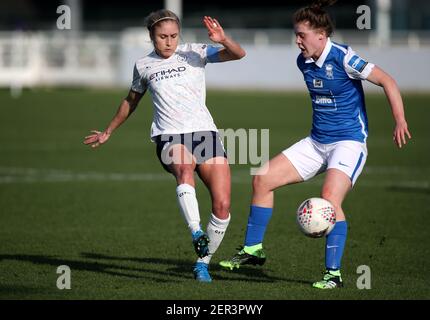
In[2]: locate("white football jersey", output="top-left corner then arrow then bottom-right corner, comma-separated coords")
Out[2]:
131,43 -> 222,139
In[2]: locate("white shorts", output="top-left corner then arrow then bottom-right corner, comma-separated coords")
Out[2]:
282,136 -> 367,186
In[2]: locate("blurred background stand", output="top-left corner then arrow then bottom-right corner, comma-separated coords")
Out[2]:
0,0 -> 429,95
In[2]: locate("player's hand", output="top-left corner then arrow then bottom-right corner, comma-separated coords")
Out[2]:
393,120 -> 411,148
203,16 -> 226,43
83,130 -> 111,148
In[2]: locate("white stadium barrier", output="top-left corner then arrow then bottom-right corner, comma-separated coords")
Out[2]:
0,29 -> 429,92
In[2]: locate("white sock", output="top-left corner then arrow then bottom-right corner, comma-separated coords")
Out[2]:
198,213 -> 231,264
176,184 -> 201,234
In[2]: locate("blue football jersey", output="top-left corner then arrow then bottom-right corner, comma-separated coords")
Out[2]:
297,38 -> 375,144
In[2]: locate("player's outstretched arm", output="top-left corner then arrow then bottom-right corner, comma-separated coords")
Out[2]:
203,16 -> 246,62
83,89 -> 144,148
366,66 -> 412,148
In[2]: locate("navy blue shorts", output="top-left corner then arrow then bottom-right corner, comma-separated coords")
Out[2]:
153,131 -> 227,173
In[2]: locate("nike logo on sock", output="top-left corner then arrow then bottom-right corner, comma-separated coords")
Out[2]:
326,245 -> 339,249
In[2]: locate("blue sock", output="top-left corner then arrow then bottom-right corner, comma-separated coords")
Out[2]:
244,205 -> 273,246
325,221 -> 348,271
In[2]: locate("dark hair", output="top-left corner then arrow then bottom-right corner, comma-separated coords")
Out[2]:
144,9 -> 181,40
293,0 -> 337,36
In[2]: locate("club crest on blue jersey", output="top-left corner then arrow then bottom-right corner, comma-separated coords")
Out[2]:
313,79 -> 323,88
325,64 -> 334,79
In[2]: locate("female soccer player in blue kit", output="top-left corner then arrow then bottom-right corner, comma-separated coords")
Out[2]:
220,0 -> 411,289
84,9 -> 245,282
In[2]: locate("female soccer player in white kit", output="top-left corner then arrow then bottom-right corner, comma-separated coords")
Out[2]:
84,9 -> 246,282
220,0 -> 411,289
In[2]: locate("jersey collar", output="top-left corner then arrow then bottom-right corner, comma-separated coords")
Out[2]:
305,37 -> 332,68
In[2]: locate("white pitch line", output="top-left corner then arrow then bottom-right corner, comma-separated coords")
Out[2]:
0,166 -> 428,189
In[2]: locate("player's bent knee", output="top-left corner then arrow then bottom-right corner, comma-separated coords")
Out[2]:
212,199 -> 230,218
173,165 -> 195,183
321,186 -> 336,202
252,174 -> 270,193
321,190 -> 342,211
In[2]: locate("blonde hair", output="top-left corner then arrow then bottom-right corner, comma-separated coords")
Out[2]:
144,9 -> 181,40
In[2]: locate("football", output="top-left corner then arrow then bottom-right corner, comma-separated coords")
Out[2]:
296,197 -> 336,238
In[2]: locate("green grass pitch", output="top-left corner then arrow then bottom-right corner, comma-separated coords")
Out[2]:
0,88 -> 429,299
